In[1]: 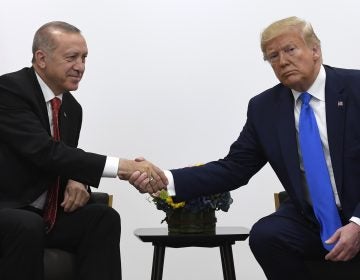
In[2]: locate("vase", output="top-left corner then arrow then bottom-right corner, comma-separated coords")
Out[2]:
166,208 -> 217,234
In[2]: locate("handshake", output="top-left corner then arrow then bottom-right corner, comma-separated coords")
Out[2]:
118,157 -> 168,194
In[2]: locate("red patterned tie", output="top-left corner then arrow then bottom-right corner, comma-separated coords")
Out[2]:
44,97 -> 61,233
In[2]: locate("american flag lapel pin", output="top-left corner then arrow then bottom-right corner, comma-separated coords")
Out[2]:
337,101 -> 343,107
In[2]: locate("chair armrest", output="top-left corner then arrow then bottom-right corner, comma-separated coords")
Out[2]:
90,192 -> 113,207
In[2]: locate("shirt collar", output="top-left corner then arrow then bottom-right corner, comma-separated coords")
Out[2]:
292,65 -> 326,102
34,71 -> 63,102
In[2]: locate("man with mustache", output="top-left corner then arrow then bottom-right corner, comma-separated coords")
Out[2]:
0,21 -> 167,280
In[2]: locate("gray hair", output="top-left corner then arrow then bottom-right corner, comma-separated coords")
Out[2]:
31,21 -> 81,63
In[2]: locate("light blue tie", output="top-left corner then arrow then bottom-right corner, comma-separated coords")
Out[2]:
299,92 -> 342,251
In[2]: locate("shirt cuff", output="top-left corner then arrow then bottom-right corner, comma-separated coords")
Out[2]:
164,170 -> 176,196
102,156 -> 119,178
350,216 -> 360,226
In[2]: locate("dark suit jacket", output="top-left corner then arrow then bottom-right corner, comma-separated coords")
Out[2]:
0,67 -> 106,208
171,65 -> 360,222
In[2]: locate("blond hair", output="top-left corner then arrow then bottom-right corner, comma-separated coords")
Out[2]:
261,16 -> 321,60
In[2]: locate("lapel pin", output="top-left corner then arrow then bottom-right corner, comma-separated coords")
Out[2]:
337,101 -> 343,107
64,112 -> 67,117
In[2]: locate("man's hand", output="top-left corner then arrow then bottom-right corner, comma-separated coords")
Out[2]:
119,157 -> 168,194
325,222 -> 360,261
61,179 -> 90,213
129,171 -> 158,194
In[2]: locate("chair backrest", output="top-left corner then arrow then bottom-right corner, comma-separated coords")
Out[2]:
273,191 -> 288,210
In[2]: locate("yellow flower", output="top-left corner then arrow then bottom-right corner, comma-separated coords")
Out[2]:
152,190 -> 185,209
166,196 -> 186,209
150,163 -> 232,215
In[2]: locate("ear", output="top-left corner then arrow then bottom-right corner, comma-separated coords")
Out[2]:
34,50 -> 47,69
312,44 -> 321,61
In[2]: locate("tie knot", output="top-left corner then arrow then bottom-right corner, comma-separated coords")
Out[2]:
50,97 -> 61,112
300,92 -> 311,106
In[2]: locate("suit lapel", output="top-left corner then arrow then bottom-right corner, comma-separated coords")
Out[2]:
28,68 -> 51,134
59,93 -> 70,143
276,86 -> 306,203
324,66 -> 346,194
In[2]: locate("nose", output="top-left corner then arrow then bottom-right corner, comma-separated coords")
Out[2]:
278,51 -> 291,67
278,51 -> 288,66
73,58 -> 85,72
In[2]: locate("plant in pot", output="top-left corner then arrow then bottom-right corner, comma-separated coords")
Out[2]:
151,189 -> 233,234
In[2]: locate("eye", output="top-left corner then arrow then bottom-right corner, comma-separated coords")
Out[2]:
65,55 -> 76,62
285,46 -> 296,55
268,52 -> 279,62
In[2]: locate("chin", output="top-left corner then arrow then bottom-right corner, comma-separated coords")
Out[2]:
282,78 -> 301,89
66,84 -> 80,92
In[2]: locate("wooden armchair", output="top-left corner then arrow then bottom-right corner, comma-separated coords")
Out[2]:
44,192 -> 113,280
274,191 -> 360,280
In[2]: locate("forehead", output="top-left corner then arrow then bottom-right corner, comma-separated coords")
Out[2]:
265,31 -> 305,53
51,31 -> 88,54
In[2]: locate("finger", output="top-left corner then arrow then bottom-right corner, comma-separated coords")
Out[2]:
68,188 -> 88,212
325,241 -> 343,261
148,166 -> 168,186
61,189 -> 69,207
134,172 -> 149,186
68,192 -> 83,212
145,184 -> 156,194
129,171 -> 141,185
148,180 -> 165,194
153,181 -> 166,192
326,230 -> 341,245
75,189 -> 89,209
137,177 -> 151,193
148,172 -> 167,191
63,187 -> 76,212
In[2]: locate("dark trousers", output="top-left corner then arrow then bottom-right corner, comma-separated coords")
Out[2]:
249,201 -> 356,280
0,203 -> 121,280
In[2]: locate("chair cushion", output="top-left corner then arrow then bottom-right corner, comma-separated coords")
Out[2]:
44,248 -> 75,280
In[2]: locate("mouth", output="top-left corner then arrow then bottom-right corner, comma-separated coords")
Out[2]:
282,70 -> 297,78
69,76 -> 82,82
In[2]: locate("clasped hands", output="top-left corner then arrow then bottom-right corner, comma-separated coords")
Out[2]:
118,157 -> 168,194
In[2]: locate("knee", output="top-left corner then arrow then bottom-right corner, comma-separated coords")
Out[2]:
104,207 -> 121,235
0,209 -> 44,245
15,212 -> 43,242
88,204 -> 121,236
249,217 -> 278,256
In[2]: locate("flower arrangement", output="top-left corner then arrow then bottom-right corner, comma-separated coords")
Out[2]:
151,163 -> 232,215
151,189 -> 232,233
151,189 -> 233,216
149,164 -> 233,233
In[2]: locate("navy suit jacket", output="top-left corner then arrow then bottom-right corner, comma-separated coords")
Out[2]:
171,65 -> 360,222
0,67 -> 106,208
